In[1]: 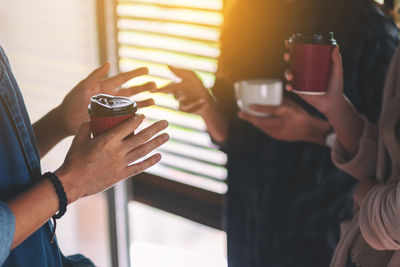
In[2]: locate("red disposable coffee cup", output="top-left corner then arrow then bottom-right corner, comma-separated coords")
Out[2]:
88,94 -> 137,137
289,32 -> 337,95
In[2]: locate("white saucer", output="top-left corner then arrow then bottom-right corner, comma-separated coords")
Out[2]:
293,90 -> 327,95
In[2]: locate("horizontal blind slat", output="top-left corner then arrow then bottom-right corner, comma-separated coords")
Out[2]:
119,0 -> 222,11
119,60 -> 216,88
118,31 -> 220,58
117,4 -> 223,26
142,106 -> 206,131
146,164 -> 227,194
160,140 -> 227,165
139,119 -> 216,148
118,19 -> 220,42
159,152 -> 227,180
119,46 -> 218,73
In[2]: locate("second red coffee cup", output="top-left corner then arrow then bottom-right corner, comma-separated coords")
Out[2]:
289,32 -> 337,95
88,94 -> 137,137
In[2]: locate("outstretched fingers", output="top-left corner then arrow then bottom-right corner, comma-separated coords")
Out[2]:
124,120 -> 169,151
168,65 -> 196,80
125,133 -> 169,164
117,81 -> 157,96
103,67 -> 148,87
136,98 -> 155,109
83,63 -> 110,85
125,153 -> 162,177
154,82 -> 182,94
105,114 -> 145,141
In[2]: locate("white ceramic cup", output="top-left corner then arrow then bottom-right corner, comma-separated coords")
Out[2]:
234,79 -> 283,117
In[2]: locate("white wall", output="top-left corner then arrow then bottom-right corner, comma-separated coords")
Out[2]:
0,1 -> 110,266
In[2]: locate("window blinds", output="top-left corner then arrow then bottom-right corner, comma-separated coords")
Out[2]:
116,0 -> 227,194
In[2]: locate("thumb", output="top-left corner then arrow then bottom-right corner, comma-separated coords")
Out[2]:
73,122 -> 92,144
168,65 -> 195,80
331,46 -> 343,79
84,62 -> 110,85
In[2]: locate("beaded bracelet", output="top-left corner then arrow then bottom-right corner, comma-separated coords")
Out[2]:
42,172 -> 68,243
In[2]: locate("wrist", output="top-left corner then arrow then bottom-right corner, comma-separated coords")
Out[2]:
197,94 -> 217,117
321,94 -> 348,118
54,167 -> 83,204
52,105 -> 72,137
304,117 -> 332,146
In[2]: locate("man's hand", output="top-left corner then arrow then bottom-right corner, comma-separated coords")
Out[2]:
58,63 -> 156,136
8,116 -> 169,248
153,66 -> 214,116
56,116 -> 169,203
238,98 -> 331,145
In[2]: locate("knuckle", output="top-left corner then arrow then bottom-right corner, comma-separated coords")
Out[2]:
126,154 -> 136,164
94,137 -> 108,149
151,137 -> 164,148
135,145 -> 148,156
155,121 -> 167,131
115,147 -> 126,158
103,134 -> 116,146
140,131 -> 152,142
129,165 -> 141,176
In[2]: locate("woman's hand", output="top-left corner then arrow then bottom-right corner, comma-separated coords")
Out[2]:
238,98 -> 331,145
57,63 -> 157,136
284,42 -> 365,157
153,66 -> 214,116
284,45 -> 346,115
56,115 -> 169,203
152,66 -> 229,143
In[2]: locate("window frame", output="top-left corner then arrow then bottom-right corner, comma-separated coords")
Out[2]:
96,0 -> 225,234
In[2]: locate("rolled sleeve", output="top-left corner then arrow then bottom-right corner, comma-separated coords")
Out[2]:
359,183 -> 400,251
0,201 -> 15,265
331,116 -> 378,180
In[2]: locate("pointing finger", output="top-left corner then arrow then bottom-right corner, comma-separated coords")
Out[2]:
118,82 -> 157,96
136,98 -> 155,109
168,65 -> 197,80
154,82 -> 182,94
102,67 -> 148,87
84,62 -> 110,85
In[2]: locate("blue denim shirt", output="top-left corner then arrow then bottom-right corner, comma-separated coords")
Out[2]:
0,46 -> 93,266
